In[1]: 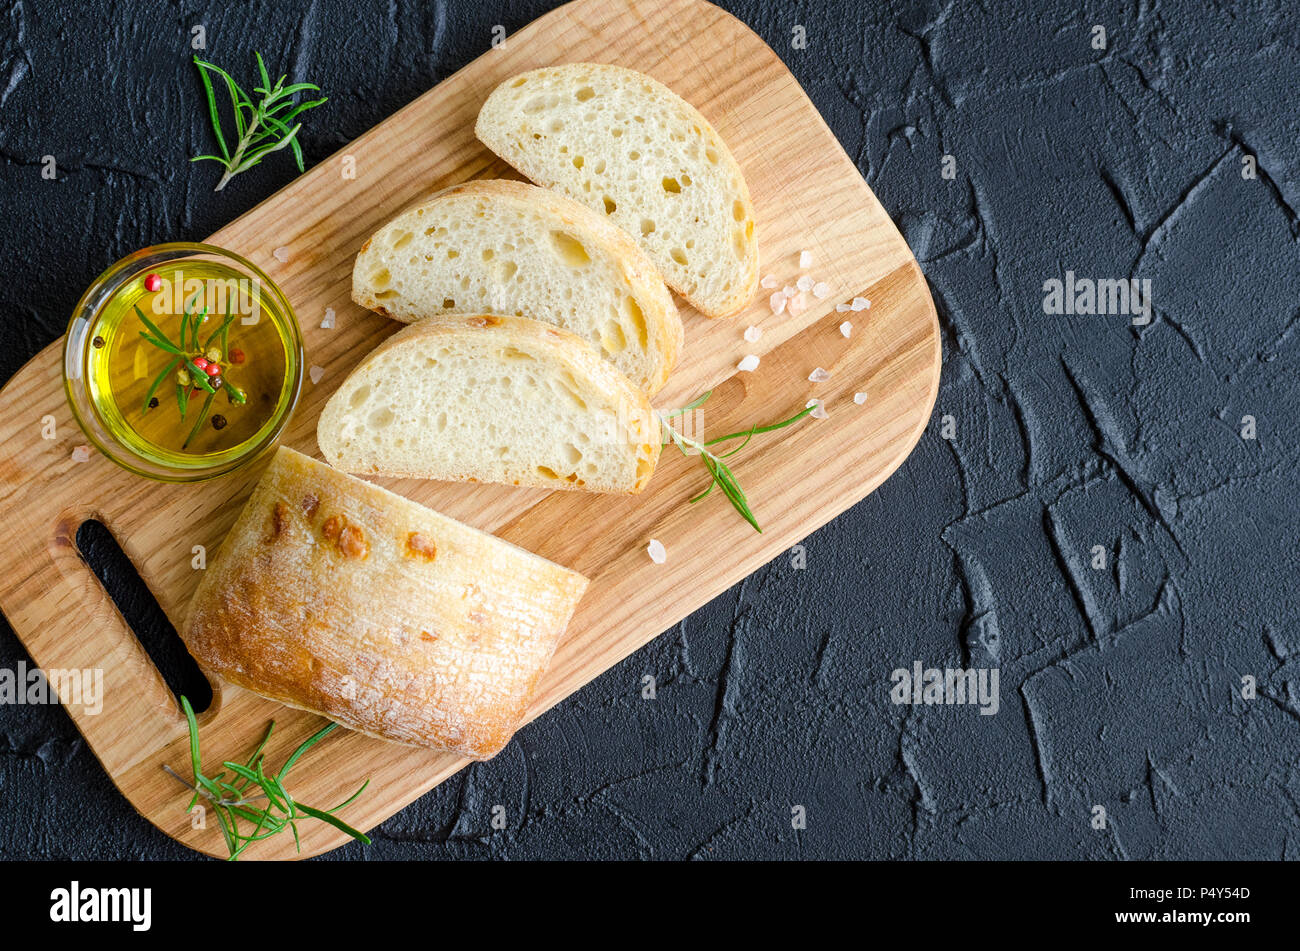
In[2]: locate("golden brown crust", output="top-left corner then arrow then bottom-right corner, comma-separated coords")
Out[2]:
180,447 -> 589,759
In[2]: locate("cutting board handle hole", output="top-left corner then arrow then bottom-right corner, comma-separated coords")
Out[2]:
75,519 -> 214,714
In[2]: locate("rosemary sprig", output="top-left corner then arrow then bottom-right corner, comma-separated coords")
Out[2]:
165,695 -> 370,861
659,391 -> 814,532
192,52 -> 327,191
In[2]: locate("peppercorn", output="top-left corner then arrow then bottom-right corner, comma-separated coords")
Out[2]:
144,273 -> 161,292
210,375 -> 223,389
92,336 -> 105,349
148,397 -> 159,409
192,356 -> 210,372
211,414 -> 227,431
205,347 -> 221,362
229,348 -> 246,364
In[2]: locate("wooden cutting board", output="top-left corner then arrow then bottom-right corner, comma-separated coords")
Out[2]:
0,0 -> 939,858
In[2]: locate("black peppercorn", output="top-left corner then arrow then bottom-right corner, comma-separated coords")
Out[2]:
211,414 -> 227,431
210,375 -> 223,389
148,397 -> 159,409
92,336 -> 105,349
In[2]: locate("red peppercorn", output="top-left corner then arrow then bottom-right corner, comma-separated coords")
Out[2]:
144,273 -> 161,292
204,362 -> 221,376
229,348 -> 246,364
192,357 -> 210,371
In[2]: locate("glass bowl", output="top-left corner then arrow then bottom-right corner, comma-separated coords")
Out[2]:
63,243 -> 304,482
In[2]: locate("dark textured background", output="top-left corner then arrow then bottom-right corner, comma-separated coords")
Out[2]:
1,0 -> 1297,860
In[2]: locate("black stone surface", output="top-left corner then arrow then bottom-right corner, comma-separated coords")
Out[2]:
1,0 -> 1296,860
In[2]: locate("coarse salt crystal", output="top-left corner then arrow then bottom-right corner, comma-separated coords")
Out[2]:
809,367 -> 831,383
760,274 -> 779,289
737,354 -> 760,372
321,307 -> 336,329
744,325 -> 762,342
840,321 -> 853,337
647,539 -> 667,564
851,296 -> 870,311
273,246 -> 290,263
836,302 -> 852,312
309,365 -> 325,384
787,294 -> 807,316
799,250 -> 813,269
796,275 -> 814,292
71,445 -> 92,463
782,285 -> 797,298
813,282 -> 832,300
768,292 -> 787,315
806,398 -> 828,419
854,392 -> 868,405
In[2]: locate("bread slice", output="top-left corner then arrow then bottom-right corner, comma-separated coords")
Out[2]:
317,315 -> 660,493
476,63 -> 759,319
181,446 -> 589,759
352,180 -> 682,396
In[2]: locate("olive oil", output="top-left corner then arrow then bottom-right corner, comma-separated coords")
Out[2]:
81,260 -> 298,471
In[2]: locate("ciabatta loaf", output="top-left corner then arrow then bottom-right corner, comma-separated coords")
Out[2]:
180,447 -> 589,759
317,315 -> 660,493
476,63 -> 758,319
352,180 -> 683,395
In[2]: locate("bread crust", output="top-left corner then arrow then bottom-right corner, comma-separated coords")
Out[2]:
180,447 -> 589,760
476,62 -> 760,319
351,179 -> 683,395
316,314 -> 662,494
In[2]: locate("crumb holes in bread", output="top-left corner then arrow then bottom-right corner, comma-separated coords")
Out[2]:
550,230 -> 591,267
624,296 -> 648,348
348,384 -> 371,409
500,260 -> 518,281
640,218 -> 655,235
670,247 -> 689,266
662,177 -> 681,194
368,406 -> 395,429
575,86 -> 596,101
572,155 -> 584,169
442,298 -> 455,309
370,268 -> 391,287
536,465 -> 560,480
602,196 -> 616,215
600,319 -> 627,355
391,231 -> 414,250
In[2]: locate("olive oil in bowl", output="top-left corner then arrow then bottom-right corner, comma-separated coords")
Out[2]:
65,244 -> 303,481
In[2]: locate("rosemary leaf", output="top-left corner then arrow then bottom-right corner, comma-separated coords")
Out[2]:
170,694 -> 369,860
192,53 -> 327,191
181,389 -> 216,449
142,357 -> 181,414
660,395 -> 814,532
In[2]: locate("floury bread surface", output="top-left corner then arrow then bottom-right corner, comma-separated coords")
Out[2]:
180,447 -> 589,759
